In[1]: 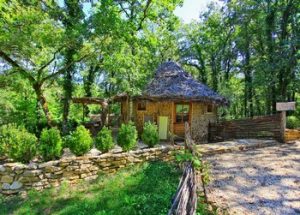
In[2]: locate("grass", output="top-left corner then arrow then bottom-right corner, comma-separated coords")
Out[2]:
0,161 -> 181,215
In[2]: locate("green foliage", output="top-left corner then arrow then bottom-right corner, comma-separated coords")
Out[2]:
95,126 -> 114,152
39,127 -> 63,161
117,122 -> 138,151
141,122 -> 159,147
0,162 -> 181,215
287,116 -> 300,129
0,0 -> 299,139
67,125 -> 93,156
176,150 -> 210,185
0,124 -> 37,163
0,124 -> 13,156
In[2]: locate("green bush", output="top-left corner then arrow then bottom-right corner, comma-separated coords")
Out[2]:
0,124 -> 12,156
142,122 -> 159,147
95,126 -> 114,152
287,115 -> 300,129
0,124 -> 37,163
68,125 -> 93,156
39,127 -> 63,161
117,122 -> 137,151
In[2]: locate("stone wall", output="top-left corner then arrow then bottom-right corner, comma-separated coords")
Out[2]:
0,146 -> 183,195
285,129 -> 300,141
191,103 -> 217,143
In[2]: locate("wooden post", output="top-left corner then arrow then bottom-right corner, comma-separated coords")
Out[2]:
280,111 -> 286,143
276,102 -> 296,143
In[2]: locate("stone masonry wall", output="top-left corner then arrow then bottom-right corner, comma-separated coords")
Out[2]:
0,146 -> 183,195
191,103 -> 217,143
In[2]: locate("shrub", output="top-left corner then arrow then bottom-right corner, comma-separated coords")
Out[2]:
117,122 -> 137,151
95,126 -> 114,152
0,124 -> 37,163
142,122 -> 159,147
287,116 -> 300,129
68,125 -> 93,156
0,124 -> 12,156
39,127 -> 63,161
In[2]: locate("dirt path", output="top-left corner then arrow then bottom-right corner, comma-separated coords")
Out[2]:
205,141 -> 300,215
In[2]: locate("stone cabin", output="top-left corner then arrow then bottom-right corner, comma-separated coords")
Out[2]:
117,61 -> 228,143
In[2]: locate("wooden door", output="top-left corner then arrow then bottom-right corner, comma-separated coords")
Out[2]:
173,103 -> 191,137
158,116 -> 168,140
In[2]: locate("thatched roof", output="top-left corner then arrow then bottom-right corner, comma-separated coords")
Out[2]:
141,61 -> 228,105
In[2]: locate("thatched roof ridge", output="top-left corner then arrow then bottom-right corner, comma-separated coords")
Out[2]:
142,61 -> 228,105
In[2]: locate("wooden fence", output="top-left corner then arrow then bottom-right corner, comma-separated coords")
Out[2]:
168,163 -> 197,215
168,123 -> 198,215
209,114 -> 283,142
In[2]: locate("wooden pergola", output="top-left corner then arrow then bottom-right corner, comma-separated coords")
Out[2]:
72,97 -> 109,127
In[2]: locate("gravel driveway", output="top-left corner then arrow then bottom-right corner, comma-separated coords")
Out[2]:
205,141 -> 300,215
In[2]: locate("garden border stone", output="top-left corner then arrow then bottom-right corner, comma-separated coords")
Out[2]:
0,145 -> 182,195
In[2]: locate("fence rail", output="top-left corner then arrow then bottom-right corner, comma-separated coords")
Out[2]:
168,123 -> 198,215
209,114 -> 282,142
168,163 -> 197,215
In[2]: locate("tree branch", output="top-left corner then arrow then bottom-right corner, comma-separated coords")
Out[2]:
0,50 -> 36,83
40,52 -> 91,84
137,0 -> 152,31
37,47 -> 64,73
118,2 -> 130,18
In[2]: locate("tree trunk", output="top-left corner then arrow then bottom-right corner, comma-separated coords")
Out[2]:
33,83 -> 53,127
210,55 -> 218,91
62,53 -> 74,133
278,0 -> 294,102
61,0 -> 84,133
265,2 -> 277,114
83,65 -> 99,117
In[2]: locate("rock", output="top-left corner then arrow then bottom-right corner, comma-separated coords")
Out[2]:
10,181 -> 22,190
62,172 -> 76,177
2,183 -> 10,190
98,162 -> 111,168
1,175 -> 14,183
39,160 -> 59,168
0,165 -> 5,172
23,170 -> 42,177
44,166 -> 62,173
32,181 -> 44,187
28,163 -> 38,170
65,166 -> 79,171
88,166 -> 99,171
53,170 -> 63,175
19,176 -> 40,183
67,175 -> 79,180
84,175 -> 97,181
2,190 -> 19,194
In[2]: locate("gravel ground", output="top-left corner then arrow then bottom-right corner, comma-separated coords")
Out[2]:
205,141 -> 300,215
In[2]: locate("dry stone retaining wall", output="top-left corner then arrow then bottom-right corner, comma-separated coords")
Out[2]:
285,129 -> 300,141
0,146 -> 183,195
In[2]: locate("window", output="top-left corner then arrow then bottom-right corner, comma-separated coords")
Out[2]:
175,104 -> 190,123
207,104 -> 213,113
144,115 -> 153,123
137,101 -> 146,111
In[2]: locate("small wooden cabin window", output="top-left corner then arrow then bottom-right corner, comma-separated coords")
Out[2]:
137,101 -> 146,111
175,104 -> 190,123
207,104 -> 213,113
144,115 -> 153,123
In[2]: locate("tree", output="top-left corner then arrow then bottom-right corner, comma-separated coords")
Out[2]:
0,1 -> 91,129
